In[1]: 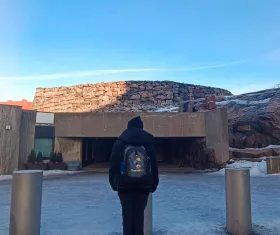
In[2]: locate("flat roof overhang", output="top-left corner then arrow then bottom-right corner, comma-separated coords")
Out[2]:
55,112 -> 206,138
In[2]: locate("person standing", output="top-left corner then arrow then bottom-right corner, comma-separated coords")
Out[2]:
109,116 -> 159,235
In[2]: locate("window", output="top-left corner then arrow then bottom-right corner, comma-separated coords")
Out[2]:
34,138 -> 54,158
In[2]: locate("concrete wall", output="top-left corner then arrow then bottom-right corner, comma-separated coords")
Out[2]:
205,108 -> 229,164
54,110 -> 229,167
0,106 -> 229,172
54,137 -> 82,162
0,105 -> 22,174
19,110 -> 36,169
55,112 -> 206,138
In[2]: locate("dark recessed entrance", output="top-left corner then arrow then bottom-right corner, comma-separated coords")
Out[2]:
82,138 -> 116,168
82,137 -> 213,170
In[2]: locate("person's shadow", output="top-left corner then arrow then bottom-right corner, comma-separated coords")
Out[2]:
107,228 -> 169,235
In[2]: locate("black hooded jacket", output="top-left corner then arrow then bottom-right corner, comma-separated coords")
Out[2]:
109,118 -> 159,193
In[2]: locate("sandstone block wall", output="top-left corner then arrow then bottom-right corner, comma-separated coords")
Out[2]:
33,81 -> 231,113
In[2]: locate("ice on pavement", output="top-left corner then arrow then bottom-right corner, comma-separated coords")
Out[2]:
42,170 -> 80,176
1,159 -> 277,181
0,175 -> 12,181
1,169 -> 280,235
0,170 -> 80,181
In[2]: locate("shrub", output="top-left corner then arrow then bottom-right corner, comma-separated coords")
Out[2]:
57,152 -> 63,163
37,151 -> 43,163
50,152 -> 57,163
50,152 -> 64,163
28,150 -> 36,163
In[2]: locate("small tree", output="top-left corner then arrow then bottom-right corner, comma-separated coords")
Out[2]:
57,152 -> 63,163
50,152 -> 57,163
37,151 -> 43,163
28,150 -> 36,163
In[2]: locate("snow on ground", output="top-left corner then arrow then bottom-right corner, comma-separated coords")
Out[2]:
1,158 -> 279,182
212,160 -> 269,176
1,173 -> 280,235
0,170 -> 80,181
42,170 -> 80,177
0,175 -> 12,181
1,161 -> 279,234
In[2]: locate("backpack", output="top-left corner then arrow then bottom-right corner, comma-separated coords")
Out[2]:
122,145 -> 151,178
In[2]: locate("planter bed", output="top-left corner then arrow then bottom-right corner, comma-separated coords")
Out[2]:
25,163 -> 49,170
48,162 -> 67,170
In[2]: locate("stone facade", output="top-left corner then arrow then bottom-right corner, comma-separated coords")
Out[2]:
33,81 -> 231,113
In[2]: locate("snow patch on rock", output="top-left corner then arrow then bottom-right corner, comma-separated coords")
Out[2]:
229,145 -> 280,151
153,105 -> 180,112
217,98 -> 271,106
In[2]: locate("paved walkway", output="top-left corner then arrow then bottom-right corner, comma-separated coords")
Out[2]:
84,163 -> 217,173
0,173 -> 280,235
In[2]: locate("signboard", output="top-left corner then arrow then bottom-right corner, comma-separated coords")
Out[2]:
36,112 -> 54,124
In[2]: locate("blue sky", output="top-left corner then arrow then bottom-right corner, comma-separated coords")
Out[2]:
0,0 -> 280,100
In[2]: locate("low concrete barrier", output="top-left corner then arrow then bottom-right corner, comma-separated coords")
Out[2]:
225,168 -> 252,235
9,170 -> 43,235
266,156 -> 280,174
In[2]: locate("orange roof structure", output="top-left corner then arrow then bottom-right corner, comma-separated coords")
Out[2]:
0,99 -> 33,110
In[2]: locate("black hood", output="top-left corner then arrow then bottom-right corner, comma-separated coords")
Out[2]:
127,116 -> 143,129
118,127 -> 155,146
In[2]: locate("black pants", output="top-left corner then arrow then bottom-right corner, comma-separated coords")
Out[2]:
118,193 -> 149,235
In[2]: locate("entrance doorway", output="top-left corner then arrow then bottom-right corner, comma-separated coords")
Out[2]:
82,138 -> 116,168
82,137 -> 210,170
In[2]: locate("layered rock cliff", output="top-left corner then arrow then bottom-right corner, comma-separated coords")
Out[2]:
33,81 -> 231,112
218,88 -> 280,148
181,88 -> 280,148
